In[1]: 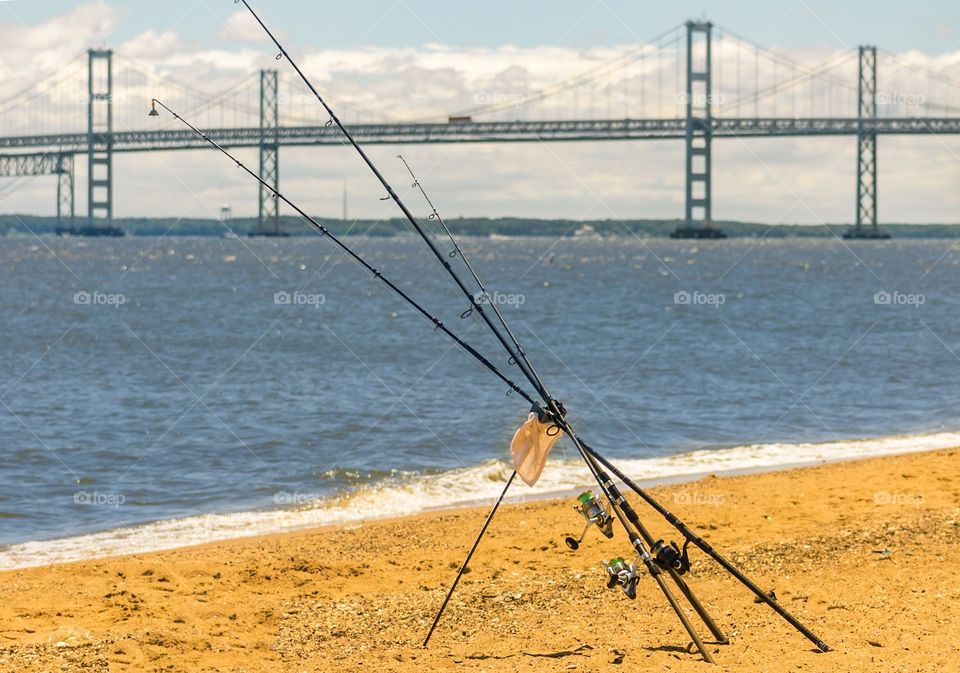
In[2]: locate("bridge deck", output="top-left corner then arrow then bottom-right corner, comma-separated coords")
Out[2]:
1,117 -> 959,153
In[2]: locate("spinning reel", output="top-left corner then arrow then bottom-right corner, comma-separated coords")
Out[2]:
564,490 -> 614,550
603,557 -> 639,599
651,539 -> 692,575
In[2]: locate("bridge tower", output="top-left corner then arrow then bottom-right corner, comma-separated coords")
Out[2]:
251,69 -> 286,236
672,21 -> 725,239
845,46 -> 889,239
87,49 -> 114,229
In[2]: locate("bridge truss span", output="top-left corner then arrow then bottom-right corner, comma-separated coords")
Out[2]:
2,117 -> 959,155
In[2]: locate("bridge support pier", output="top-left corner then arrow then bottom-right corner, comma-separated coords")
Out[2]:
251,69 -> 286,237
845,46 -> 889,240
86,49 -> 118,234
672,21 -> 725,240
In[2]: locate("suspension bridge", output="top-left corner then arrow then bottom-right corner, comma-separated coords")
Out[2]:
1,21 -> 959,238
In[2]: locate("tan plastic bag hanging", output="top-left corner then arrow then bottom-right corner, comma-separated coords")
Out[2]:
510,412 -> 564,486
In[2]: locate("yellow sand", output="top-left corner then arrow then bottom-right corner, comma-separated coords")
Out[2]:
1,448 -> 958,672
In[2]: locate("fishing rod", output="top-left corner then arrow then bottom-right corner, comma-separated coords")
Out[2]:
236,7 -> 579,643
397,155 -> 725,651
189,2 -> 833,661
235,0 -> 559,416
423,470 -> 516,646
147,98 -> 539,413
397,154 -> 546,395
560,425 -> 717,663
397,155 -> 728,662
148,84 -> 707,659
582,441 -> 832,652
255,25 -> 695,645
145,94 -> 707,661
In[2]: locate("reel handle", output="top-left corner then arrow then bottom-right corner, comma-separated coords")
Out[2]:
564,492 -> 615,550
564,520 -> 593,550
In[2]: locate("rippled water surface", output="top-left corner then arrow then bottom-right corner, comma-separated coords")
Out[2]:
2,235 -> 958,550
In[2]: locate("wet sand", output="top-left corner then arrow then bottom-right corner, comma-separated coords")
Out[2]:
1,448 -> 958,672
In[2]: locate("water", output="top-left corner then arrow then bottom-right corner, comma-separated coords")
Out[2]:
1,235 -> 958,568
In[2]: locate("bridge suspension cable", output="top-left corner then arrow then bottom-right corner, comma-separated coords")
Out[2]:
876,49 -> 960,118
444,23 -> 686,121
112,54 -> 263,129
727,50 -> 858,117
277,73 -> 408,126
713,25 -> 860,118
0,52 -> 89,135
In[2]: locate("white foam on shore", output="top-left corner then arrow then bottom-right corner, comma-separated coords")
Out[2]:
1,430 -> 957,571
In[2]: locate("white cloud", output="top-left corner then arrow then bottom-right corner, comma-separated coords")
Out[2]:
0,1 -> 119,91
118,30 -> 181,61
217,10 -> 279,45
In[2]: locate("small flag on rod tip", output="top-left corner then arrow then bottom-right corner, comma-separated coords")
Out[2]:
510,412 -> 564,486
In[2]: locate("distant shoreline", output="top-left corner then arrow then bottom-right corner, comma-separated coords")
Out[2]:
4,214 -> 960,238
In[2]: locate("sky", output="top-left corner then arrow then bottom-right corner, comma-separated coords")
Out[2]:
3,1 -> 959,53
0,1 -> 959,224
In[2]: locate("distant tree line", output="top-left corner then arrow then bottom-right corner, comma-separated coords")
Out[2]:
2,214 -> 960,238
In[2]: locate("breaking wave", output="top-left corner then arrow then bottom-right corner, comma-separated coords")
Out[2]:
1,430 -> 957,570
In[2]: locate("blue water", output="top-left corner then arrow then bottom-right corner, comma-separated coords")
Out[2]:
1,235 -> 958,550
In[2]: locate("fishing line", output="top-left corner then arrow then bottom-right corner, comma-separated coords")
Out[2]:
235,0 -> 559,414
235,4 -> 614,644
150,97 -> 534,650
397,155 -> 547,385
149,98 -> 539,411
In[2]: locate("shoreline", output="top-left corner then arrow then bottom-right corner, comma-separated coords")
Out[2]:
5,430 -> 960,571
1,447 -> 958,672
8,219 -> 960,239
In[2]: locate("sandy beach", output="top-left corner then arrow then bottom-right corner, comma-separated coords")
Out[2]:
1,448 -> 958,672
